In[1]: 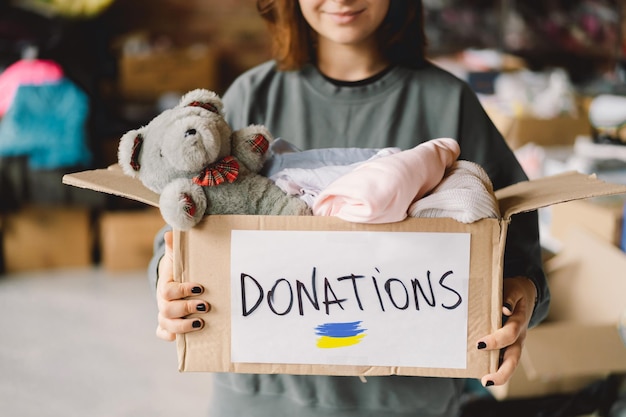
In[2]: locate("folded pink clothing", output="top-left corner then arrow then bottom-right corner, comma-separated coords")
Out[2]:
312,138 -> 460,223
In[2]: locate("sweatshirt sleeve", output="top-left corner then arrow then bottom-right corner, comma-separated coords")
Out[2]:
455,84 -> 550,328
148,224 -> 171,294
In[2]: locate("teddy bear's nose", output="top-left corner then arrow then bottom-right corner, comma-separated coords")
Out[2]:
185,129 -> 197,137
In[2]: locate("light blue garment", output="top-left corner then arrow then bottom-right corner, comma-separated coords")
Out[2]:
0,78 -> 92,169
261,138 -> 387,177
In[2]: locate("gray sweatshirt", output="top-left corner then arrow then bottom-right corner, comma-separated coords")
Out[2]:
149,60 -> 549,417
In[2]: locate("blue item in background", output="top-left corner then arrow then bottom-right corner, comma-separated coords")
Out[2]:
0,78 -> 92,169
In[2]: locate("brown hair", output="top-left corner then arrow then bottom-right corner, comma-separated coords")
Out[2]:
257,0 -> 427,70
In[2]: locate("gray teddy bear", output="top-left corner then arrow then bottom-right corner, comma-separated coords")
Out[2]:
117,88 -> 311,230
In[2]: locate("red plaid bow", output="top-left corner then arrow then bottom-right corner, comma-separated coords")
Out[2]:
193,155 -> 240,187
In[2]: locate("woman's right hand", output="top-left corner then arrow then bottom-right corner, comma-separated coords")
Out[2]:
155,231 -> 210,341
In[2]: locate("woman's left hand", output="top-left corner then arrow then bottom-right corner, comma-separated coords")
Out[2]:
477,275 -> 538,387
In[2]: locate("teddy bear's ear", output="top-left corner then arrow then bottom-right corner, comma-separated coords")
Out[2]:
179,89 -> 224,116
118,128 -> 144,178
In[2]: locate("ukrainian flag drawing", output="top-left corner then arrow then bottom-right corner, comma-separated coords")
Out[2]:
315,321 -> 367,349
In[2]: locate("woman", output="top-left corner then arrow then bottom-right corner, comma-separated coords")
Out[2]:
151,1 -> 549,416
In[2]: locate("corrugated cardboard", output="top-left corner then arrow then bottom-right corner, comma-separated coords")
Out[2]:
550,194 -> 625,247
118,45 -> 218,101
173,214 -> 499,378
99,208 -> 165,271
62,167 -> 626,378
1,205 -> 93,273
486,107 -> 591,150
489,227 -> 626,399
545,228 -> 626,325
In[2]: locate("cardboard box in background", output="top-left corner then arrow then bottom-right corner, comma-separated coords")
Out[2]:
489,227 -> 626,400
63,167 -> 626,378
486,105 -> 592,150
550,194 -> 625,247
99,208 -> 164,272
1,205 -> 93,273
118,45 -> 218,101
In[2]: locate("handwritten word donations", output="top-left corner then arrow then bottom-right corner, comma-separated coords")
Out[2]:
240,267 -> 463,317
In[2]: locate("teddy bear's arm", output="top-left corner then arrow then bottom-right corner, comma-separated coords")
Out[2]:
231,125 -> 274,173
159,178 -> 208,230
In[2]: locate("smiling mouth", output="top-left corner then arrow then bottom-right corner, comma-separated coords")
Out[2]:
326,9 -> 364,22
333,10 -> 361,16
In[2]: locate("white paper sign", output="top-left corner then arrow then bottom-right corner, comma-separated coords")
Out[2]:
230,230 -> 471,369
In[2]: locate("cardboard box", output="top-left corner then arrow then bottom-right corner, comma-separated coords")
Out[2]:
489,227 -> 626,399
62,166 -> 626,378
550,194 -> 625,247
486,107 -> 591,150
118,45 -> 218,101
1,205 -> 93,273
98,208 -> 165,272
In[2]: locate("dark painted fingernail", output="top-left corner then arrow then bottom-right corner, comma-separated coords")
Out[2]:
485,380 -> 494,387
503,302 -> 513,312
477,341 -> 487,350
191,286 -> 203,294
192,320 -> 202,328
197,303 -> 207,312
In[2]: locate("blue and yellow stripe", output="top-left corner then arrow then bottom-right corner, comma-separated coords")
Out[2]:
315,321 -> 367,349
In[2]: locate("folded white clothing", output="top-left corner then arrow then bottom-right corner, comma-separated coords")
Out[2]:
408,160 -> 500,223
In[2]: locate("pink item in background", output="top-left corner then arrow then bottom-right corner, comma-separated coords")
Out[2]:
0,59 -> 64,116
312,138 -> 461,223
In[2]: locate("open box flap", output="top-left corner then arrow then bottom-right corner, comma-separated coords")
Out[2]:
64,168 -> 626,222
62,164 -> 159,207
495,171 -> 626,219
